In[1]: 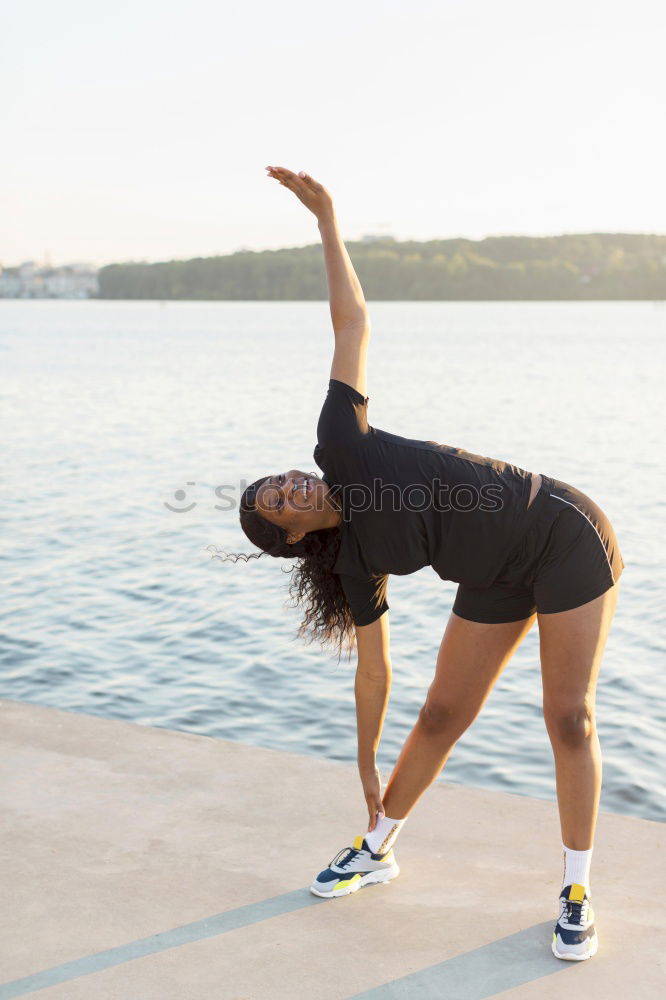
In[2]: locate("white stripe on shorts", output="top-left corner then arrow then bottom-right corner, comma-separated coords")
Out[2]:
549,493 -> 616,581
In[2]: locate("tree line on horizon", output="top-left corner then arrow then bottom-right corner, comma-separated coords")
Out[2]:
97,233 -> 666,300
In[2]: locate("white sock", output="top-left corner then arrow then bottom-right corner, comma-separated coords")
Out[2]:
562,842 -> 593,894
365,814 -> 406,854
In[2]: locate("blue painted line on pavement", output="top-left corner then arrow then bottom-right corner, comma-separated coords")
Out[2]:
347,921 -> 574,999
0,888 -> 323,998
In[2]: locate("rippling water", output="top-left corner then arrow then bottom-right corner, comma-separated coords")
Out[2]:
2,300 -> 664,822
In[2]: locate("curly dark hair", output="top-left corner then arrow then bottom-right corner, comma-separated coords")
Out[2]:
208,475 -> 356,661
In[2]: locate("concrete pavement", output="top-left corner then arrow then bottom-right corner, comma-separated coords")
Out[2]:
1,698 -> 663,999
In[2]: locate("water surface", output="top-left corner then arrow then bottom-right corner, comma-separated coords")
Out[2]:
2,300 -> 664,823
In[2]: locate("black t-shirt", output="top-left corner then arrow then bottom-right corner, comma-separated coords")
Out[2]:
313,379 -> 535,627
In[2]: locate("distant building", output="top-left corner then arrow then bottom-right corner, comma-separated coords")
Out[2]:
0,269 -> 22,297
0,262 -> 99,298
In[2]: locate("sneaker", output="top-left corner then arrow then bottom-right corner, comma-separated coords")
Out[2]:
310,834 -> 400,898
552,883 -> 598,961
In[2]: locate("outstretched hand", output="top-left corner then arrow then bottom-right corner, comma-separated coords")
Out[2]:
265,165 -> 334,221
360,766 -> 385,833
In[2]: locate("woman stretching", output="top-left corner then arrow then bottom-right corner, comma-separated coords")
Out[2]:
231,165 -> 624,962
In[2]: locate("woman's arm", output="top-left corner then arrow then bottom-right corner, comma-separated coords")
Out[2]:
320,211 -> 370,398
318,212 -> 368,332
355,612 -> 392,831
266,165 -> 370,397
356,665 -> 391,766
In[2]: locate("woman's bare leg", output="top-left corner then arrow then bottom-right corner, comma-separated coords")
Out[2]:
538,583 -> 621,850
382,611 -> 536,819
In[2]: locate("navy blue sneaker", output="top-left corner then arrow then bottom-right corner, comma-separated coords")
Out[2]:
552,883 -> 598,960
310,834 -> 400,898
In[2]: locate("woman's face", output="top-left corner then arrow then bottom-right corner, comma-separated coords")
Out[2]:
254,468 -> 340,543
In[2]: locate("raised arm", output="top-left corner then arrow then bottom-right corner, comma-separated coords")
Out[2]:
265,165 -> 370,397
319,213 -> 369,398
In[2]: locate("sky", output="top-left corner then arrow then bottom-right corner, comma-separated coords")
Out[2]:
2,0 -> 665,267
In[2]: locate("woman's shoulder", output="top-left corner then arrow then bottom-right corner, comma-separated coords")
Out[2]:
328,377 -> 368,404
315,378 -> 371,452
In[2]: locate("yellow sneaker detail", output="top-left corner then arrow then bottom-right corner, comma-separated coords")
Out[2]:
334,874 -> 362,892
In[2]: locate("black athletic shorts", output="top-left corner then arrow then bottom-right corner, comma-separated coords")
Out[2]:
452,475 -> 625,623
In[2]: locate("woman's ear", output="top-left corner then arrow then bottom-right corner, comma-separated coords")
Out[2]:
286,531 -> 305,545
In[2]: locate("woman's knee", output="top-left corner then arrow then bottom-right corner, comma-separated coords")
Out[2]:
543,702 -> 596,746
418,697 -> 474,737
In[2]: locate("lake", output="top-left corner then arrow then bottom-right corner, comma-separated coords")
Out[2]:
1,299 -> 664,823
